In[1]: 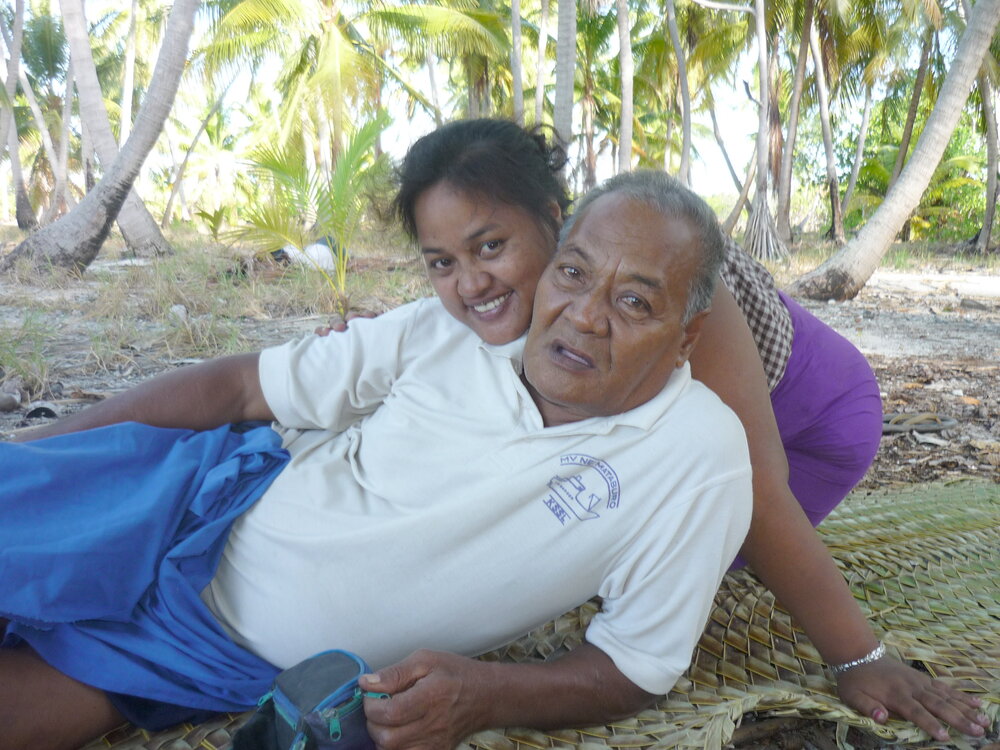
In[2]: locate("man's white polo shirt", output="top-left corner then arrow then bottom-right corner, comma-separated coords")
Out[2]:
202,297 -> 752,696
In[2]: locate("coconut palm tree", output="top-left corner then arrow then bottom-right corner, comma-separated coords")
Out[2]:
55,0 -> 173,256
616,0 -> 633,172
2,0 -> 201,273
4,4 -> 78,221
511,0 -> 525,123
553,0 -> 576,144
576,4 -> 617,190
791,0 -> 1000,300
534,0 -> 551,124
0,0 -> 37,230
809,19 -> 844,243
665,0 -> 691,184
774,0 -> 813,243
204,0 -> 503,151
960,0 -> 998,253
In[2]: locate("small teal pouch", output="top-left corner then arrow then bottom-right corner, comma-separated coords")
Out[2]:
232,649 -> 386,750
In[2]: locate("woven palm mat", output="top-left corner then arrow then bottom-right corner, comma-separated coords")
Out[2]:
85,479 -> 999,750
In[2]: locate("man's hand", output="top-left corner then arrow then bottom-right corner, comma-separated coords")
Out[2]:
836,656 -> 991,742
358,643 -> 653,750
360,650 -> 492,750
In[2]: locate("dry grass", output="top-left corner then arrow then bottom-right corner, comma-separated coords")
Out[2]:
0,220 -> 429,397
2,218 -> 996,400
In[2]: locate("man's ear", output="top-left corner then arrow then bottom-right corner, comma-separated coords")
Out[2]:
675,308 -> 711,368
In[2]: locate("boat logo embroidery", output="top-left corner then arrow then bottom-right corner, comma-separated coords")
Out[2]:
542,454 -> 620,525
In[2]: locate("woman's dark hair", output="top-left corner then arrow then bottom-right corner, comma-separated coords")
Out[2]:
393,118 -> 570,242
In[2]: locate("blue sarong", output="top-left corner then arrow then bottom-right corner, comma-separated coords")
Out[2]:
0,422 -> 290,712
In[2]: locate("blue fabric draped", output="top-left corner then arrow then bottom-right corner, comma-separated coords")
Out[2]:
1,421 -> 290,711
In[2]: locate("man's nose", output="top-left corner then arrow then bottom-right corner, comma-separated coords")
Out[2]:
457,266 -> 492,298
565,293 -> 610,337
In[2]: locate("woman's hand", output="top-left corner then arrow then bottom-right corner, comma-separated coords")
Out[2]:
315,310 -> 377,336
835,656 -> 991,742
360,650 -> 491,750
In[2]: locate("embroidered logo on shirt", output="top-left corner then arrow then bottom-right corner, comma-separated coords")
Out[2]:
542,454 -> 620,525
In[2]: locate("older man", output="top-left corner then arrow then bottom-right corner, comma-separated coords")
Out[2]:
0,171 -> 752,750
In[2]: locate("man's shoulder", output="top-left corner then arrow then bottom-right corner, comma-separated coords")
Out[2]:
655,377 -> 749,457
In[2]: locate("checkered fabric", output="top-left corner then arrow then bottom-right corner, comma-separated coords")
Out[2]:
719,238 -> 794,391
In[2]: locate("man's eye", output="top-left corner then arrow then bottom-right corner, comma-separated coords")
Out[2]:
559,265 -> 581,280
620,294 -> 650,312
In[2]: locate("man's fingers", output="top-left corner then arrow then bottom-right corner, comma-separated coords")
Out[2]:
364,689 -> 426,729
360,651 -> 434,697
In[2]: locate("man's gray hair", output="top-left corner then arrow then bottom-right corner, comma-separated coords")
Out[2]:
560,170 -> 726,323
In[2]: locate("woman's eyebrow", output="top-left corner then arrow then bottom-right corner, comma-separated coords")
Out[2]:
420,223 -> 502,255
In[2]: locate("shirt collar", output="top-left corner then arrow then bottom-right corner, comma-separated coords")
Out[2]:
480,337 -> 692,433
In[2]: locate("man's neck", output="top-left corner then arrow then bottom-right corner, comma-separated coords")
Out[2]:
520,373 -> 587,427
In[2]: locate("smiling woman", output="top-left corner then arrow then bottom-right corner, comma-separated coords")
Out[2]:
393,118 -> 571,345
414,183 -> 557,345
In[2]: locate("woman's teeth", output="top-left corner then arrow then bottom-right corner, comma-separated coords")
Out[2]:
473,293 -> 510,313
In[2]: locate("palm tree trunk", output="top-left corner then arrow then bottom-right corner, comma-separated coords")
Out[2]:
317,101 -> 333,183
511,0 -> 525,124
15,64 -> 61,204
709,100 -> 743,192
963,0 -> 998,253
1,3 -> 36,232
57,0 -> 172,257
81,118 -> 95,192
327,19 -> 344,162
535,0 -> 551,125
582,79 -> 597,190
890,27 -> 933,187
119,0 -> 138,147
42,55 -> 77,223
161,85 -> 231,228
774,0 -> 813,243
7,125 -> 37,231
790,0 -> 1000,300
842,85 -> 873,215
553,0 -> 577,145
616,0 -> 633,173
666,0 -> 691,185
810,24 -> 844,244
663,116 -> 674,170
0,0 -> 25,159
743,0 -> 786,260
425,51 -> 443,126
0,15 -> 58,179
974,74 -> 998,253
723,147 -> 757,235
3,0 -> 200,273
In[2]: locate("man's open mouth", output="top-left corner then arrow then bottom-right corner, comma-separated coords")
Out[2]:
552,342 -> 594,369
